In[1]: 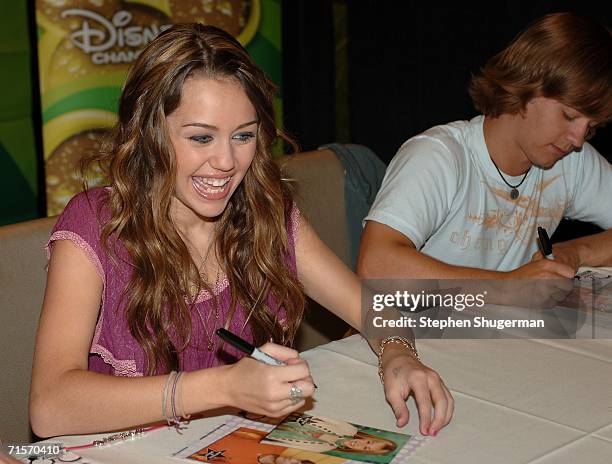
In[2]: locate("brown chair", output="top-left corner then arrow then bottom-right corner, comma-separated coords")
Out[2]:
0,216 -> 57,443
278,149 -> 352,350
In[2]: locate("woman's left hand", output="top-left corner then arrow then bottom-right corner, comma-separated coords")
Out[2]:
380,344 -> 454,436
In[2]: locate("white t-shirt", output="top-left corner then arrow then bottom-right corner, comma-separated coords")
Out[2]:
365,116 -> 612,271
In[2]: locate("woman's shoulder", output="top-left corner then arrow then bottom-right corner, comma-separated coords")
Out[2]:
64,187 -> 109,209
59,187 -> 110,220
52,187 -> 112,236
47,188 -> 114,278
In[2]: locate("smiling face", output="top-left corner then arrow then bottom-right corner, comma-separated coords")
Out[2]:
342,437 -> 391,453
257,455 -> 306,464
166,75 -> 258,225
513,97 -> 597,170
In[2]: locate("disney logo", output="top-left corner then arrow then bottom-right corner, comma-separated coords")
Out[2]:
61,8 -> 170,54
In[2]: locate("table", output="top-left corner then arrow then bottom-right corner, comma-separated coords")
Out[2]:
44,334 -> 612,464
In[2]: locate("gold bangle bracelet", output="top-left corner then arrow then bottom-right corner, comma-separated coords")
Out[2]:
377,336 -> 420,384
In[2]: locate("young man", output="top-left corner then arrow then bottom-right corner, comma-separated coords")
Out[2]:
359,13 -> 612,281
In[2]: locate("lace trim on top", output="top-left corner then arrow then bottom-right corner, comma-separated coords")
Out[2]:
91,343 -> 141,377
193,273 -> 231,304
46,231 -> 105,281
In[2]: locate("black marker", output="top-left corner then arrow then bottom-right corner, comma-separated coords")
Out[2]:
216,328 -> 318,388
216,328 -> 285,365
537,226 -> 555,260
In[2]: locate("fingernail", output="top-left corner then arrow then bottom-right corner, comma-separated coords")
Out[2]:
431,429 -> 438,437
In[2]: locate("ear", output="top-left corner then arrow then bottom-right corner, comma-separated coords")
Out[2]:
518,98 -> 535,119
518,94 -> 541,119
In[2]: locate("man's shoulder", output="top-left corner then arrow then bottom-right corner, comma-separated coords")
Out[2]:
393,118 -> 478,171
420,118 -> 475,141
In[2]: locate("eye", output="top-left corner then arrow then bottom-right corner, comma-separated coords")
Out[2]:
189,135 -> 213,144
233,131 -> 256,144
562,111 -> 577,122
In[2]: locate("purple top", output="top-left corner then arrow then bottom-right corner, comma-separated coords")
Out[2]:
46,188 -> 300,377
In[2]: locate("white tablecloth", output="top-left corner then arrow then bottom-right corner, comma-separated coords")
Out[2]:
47,335 -> 612,464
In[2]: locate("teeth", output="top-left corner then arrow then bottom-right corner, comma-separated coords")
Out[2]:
193,176 -> 231,187
193,177 -> 231,188
192,176 -> 231,194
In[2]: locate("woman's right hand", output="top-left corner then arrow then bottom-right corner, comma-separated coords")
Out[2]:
222,343 -> 315,417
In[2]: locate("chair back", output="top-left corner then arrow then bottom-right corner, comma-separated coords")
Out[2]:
0,216 -> 57,443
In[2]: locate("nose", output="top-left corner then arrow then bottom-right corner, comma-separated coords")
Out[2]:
565,120 -> 589,149
209,140 -> 235,172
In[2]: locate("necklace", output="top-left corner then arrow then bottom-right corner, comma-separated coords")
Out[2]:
491,158 -> 530,200
182,230 -> 222,352
193,235 -> 222,351
195,265 -> 221,351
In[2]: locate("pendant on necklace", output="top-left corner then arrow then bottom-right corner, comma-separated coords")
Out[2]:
207,340 -> 214,351
510,188 -> 519,200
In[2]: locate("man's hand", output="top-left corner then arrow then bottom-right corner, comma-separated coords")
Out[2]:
513,254 -> 575,279
531,243 -> 581,274
500,258 -> 575,308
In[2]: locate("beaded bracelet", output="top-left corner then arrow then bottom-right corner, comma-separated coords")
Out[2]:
377,336 -> 420,384
65,424 -> 167,451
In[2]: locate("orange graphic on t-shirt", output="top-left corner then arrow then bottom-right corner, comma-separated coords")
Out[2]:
466,174 -> 566,245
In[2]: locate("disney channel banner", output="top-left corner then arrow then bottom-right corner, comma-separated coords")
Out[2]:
36,0 -> 281,216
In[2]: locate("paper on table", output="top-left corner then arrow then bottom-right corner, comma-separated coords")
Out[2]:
574,268 -> 612,314
183,426 -> 347,463
261,412 -> 410,464
172,414 -> 427,464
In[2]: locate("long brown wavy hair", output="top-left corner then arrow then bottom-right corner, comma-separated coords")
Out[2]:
83,23 -> 305,375
470,12 -> 612,126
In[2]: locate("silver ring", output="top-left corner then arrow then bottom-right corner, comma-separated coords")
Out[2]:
289,384 -> 303,404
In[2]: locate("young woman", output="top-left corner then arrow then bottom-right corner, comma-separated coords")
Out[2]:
29,24 -> 453,439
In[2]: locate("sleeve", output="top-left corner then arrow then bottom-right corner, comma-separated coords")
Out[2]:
364,135 -> 460,249
564,143 -> 612,229
45,189 -> 107,281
